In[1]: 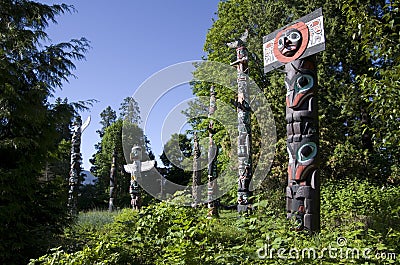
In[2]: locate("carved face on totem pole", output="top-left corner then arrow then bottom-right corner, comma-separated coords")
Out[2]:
235,46 -> 248,72
263,11 -> 325,72
277,28 -> 302,57
273,22 -> 309,63
130,146 -> 142,162
276,22 -> 318,184
236,45 -> 247,60
262,8 -> 325,232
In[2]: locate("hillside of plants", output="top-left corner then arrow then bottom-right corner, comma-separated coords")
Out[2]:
1,0 -> 400,264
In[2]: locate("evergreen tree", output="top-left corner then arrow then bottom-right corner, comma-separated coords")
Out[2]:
0,0 -> 89,263
119,96 -> 141,124
97,106 -> 117,137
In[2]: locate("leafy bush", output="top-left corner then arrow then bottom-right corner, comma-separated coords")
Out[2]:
30,179 -> 400,264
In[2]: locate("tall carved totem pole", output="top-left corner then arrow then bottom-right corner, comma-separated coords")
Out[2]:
124,146 -> 142,210
124,145 -> 155,210
108,150 -> 117,212
207,86 -> 219,217
192,132 -> 201,207
227,30 -> 253,213
263,9 -> 325,232
68,115 -> 90,215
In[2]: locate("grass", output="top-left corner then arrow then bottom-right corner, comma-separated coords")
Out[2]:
76,209 -> 118,230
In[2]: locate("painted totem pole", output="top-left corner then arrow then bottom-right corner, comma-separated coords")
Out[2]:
263,8 -> 325,232
227,30 -> 253,213
192,132 -> 201,207
124,146 -> 142,210
108,150 -> 117,212
207,86 -> 219,217
68,115 -> 90,215
124,145 -> 155,210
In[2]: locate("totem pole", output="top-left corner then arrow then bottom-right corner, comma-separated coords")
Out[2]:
263,8 -> 325,232
158,167 -> 167,200
192,132 -> 201,207
108,150 -> 117,212
124,146 -> 142,210
68,115 -> 90,215
207,86 -> 219,217
124,145 -> 155,210
227,30 -> 253,213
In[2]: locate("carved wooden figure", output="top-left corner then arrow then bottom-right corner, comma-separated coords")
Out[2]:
124,145 -> 155,210
192,133 -> 201,207
126,146 -> 142,210
68,115 -> 90,215
263,8 -> 325,232
108,150 -> 117,212
228,30 -> 253,213
207,86 -> 219,217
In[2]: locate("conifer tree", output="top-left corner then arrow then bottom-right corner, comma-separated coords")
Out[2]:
0,0 -> 89,263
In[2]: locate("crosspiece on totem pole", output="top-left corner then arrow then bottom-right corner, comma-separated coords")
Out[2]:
263,8 -> 325,73
263,8 -> 325,233
124,145 -> 155,210
68,115 -> 91,216
227,29 -> 253,214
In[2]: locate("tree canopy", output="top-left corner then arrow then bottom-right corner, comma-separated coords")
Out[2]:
0,0 -> 89,263
189,0 -> 399,188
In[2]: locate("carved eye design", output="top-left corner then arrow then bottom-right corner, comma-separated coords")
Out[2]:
288,31 -> 301,42
297,142 -> 317,163
295,74 -> 314,93
278,37 -> 285,50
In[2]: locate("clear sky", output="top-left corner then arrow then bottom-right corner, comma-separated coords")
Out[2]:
39,0 -> 220,170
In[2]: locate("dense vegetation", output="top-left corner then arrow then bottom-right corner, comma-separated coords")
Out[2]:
30,179 -> 400,264
1,0 -> 399,264
0,0 -> 90,263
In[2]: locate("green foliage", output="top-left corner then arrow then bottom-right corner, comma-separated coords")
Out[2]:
59,210 -> 118,254
322,178 -> 400,232
97,106 -> 117,137
88,99 -> 156,211
119,96 -> 141,124
160,133 -> 193,187
0,0 -> 89,263
30,179 -> 400,264
187,0 -> 400,196
342,0 -> 400,183
89,119 -> 148,210
76,210 -> 116,230
11,0 -> 400,264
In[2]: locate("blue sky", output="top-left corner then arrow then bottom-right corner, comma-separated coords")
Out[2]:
39,0 -> 220,169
